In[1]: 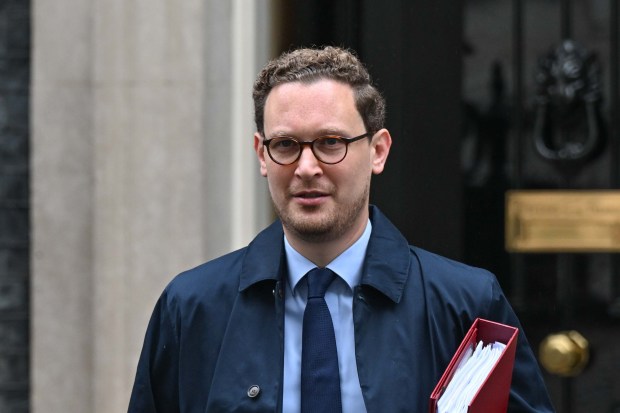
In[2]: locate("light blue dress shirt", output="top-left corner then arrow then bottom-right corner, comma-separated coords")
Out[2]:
282,220 -> 371,413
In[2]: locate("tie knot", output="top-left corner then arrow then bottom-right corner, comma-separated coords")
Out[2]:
306,267 -> 336,298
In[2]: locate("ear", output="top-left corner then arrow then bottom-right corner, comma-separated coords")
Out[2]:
254,132 -> 268,177
370,128 -> 392,174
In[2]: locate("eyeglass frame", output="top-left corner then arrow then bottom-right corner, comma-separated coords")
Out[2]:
261,131 -> 375,165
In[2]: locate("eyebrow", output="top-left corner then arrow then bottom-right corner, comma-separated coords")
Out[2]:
268,128 -> 350,139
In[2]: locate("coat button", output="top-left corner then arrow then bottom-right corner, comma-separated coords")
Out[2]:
247,385 -> 260,398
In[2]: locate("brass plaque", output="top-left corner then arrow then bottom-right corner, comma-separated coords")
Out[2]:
505,190 -> 620,252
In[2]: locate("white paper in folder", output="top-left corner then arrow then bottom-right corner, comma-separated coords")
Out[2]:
437,340 -> 507,413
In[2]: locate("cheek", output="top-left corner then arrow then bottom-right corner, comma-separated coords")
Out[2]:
331,163 -> 371,192
265,167 -> 290,194
342,154 -> 374,181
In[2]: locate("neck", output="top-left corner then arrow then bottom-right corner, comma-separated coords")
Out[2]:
284,217 -> 369,268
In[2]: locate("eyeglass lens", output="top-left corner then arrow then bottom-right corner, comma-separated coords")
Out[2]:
268,136 -> 347,165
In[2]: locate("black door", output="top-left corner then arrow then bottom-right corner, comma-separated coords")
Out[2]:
463,1 -> 620,412
287,1 -> 620,411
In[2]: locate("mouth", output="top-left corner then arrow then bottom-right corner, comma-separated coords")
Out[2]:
296,191 -> 325,198
291,190 -> 329,205
293,188 -> 329,197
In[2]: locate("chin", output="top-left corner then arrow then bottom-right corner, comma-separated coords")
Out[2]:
278,208 -> 333,239
287,222 -> 337,243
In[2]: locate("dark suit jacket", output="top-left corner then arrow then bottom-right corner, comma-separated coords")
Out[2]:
128,206 -> 555,412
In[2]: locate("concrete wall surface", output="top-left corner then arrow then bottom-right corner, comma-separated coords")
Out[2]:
31,1 -> 273,411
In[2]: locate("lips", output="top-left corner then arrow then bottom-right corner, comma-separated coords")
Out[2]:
291,189 -> 329,205
296,191 -> 325,198
293,188 -> 328,197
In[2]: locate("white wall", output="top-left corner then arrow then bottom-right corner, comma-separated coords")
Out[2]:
31,1 -> 275,411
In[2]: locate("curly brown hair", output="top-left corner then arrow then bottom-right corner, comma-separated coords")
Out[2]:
253,46 -> 386,136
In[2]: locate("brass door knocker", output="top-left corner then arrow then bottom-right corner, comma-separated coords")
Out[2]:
533,39 -> 606,166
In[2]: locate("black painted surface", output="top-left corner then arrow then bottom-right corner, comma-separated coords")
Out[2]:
0,0 -> 30,411
289,1 -> 620,411
290,0 -> 464,260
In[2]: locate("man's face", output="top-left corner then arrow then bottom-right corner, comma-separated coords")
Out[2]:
254,79 -> 391,244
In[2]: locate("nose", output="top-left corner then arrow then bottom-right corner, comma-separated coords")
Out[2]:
295,145 -> 323,179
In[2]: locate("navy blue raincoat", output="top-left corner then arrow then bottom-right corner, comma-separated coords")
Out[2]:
128,206 -> 554,413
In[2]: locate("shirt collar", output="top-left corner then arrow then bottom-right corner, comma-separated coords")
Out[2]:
284,220 -> 372,294
239,206 -> 412,303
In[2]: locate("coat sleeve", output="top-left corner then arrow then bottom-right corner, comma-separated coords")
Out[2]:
128,290 -> 181,413
486,279 -> 556,413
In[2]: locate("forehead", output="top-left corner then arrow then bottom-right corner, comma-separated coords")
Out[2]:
263,79 -> 363,134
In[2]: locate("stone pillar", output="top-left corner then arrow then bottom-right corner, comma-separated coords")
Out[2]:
90,1 -> 211,410
31,1 -> 275,411
31,0 -> 95,411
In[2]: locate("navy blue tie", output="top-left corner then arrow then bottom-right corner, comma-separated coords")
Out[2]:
301,267 -> 342,413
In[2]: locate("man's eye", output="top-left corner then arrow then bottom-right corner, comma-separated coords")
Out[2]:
272,139 -> 297,149
317,136 -> 343,148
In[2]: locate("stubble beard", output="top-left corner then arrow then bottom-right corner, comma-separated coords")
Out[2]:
273,181 -> 370,244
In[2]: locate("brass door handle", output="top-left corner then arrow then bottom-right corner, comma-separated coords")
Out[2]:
539,330 -> 589,377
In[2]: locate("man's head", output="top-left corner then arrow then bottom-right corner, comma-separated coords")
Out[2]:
253,47 -> 392,263
253,46 -> 386,137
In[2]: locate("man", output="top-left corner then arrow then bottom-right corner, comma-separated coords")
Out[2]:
128,46 -> 555,412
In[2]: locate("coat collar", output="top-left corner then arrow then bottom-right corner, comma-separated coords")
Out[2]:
239,205 -> 411,303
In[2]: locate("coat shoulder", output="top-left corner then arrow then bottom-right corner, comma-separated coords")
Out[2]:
411,246 -> 496,285
164,247 -> 247,301
410,246 -> 500,305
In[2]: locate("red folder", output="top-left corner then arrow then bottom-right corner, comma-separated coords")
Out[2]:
429,318 -> 518,413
